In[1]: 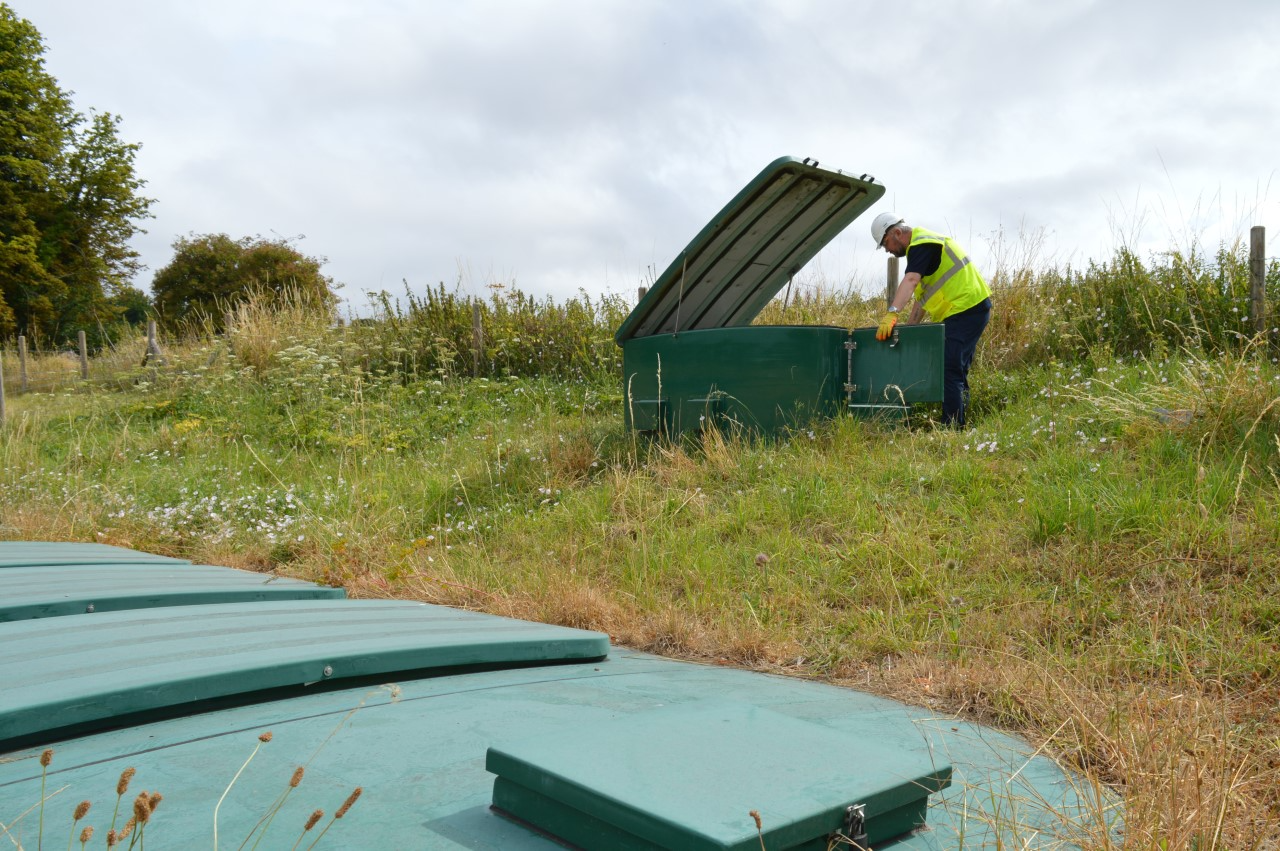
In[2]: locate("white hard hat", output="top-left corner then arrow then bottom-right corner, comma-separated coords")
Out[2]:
870,212 -> 904,248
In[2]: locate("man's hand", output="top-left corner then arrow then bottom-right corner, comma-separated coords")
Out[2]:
876,312 -> 898,341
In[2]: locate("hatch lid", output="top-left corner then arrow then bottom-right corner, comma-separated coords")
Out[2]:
0,599 -> 609,748
0,562 -> 345,622
615,157 -> 884,344
0,542 -> 190,568
488,702 -> 951,850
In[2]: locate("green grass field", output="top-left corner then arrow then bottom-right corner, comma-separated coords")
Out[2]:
3,245 -> 1279,848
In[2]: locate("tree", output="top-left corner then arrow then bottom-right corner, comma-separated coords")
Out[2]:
151,233 -> 337,328
0,3 -> 154,343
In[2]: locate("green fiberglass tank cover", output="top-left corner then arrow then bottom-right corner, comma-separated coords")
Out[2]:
489,702 -> 951,850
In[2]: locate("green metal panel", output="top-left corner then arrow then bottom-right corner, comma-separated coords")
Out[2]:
846,323 -> 945,406
487,702 -> 951,850
623,325 -> 848,435
0,599 -> 609,749
0,541 -> 190,568
616,157 -> 884,344
622,323 -> 945,436
0,563 -> 344,622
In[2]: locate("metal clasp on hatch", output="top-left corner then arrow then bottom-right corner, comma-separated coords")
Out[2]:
843,339 -> 857,397
833,803 -> 868,849
889,328 -> 900,348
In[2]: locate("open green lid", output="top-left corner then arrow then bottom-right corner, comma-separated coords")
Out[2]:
615,157 -> 884,344
488,702 -> 951,850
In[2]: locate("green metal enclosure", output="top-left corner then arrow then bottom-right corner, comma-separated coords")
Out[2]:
617,157 -> 944,435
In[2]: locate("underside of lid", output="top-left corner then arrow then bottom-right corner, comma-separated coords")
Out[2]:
615,157 -> 884,344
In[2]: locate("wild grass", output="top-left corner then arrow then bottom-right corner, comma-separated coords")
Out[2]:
2,245 -> 1279,847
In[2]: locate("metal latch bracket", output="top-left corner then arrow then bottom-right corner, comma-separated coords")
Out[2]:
834,803 -> 868,849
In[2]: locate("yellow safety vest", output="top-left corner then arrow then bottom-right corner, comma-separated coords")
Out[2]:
909,228 -> 991,322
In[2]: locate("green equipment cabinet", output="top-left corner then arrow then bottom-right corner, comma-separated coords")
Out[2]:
616,157 -> 944,436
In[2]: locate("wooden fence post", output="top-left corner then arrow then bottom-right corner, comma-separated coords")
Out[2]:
886,256 -> 899,308
18,335 -> 28,392
471,301 -> 483,378
78,330 -> 89,379
1250,226 -> 1266,338
638,286 -> 647,302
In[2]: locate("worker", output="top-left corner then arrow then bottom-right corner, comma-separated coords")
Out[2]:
870,213 -> 992,428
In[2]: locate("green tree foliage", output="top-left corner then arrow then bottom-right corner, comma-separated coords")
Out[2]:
0,3 -> 154,343
151,233 -> 337,329
109,285 -> 152,325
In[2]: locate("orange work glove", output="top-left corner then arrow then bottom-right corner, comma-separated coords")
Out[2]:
875,312 -> 899,341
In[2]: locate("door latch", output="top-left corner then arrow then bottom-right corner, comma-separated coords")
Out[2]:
835,803 -> 868,849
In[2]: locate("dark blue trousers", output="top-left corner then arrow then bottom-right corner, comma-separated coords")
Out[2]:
942,297 -> 991,428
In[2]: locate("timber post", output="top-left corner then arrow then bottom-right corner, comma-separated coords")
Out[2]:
18,335 -> 28,392
1250,226 -> 1266,341
78,330 -> 89,380
471,301 -> 483,378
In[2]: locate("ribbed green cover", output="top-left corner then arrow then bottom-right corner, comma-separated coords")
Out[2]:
0,599 -> 609,748
0,562 -> 345,621
0,541 -> 190,568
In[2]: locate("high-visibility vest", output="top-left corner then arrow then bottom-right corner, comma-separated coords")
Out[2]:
909,228 -> 991,322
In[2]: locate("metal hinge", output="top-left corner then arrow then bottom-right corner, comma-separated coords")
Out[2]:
834,803 -> 868,849
844,340 -> 858,351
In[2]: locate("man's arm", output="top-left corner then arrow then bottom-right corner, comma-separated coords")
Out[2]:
890,272 -> 921,313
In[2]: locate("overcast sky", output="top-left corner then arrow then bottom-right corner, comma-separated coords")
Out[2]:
18,0 -> 1280,314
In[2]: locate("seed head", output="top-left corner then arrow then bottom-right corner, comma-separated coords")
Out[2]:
79,826 -> 94,844
750,810 -> 762,830
73,800 -> 91,821
117,817 -> 136,840
106,829 -> 118,848
303,809 -> 324,831
116,767 -> 136,795
258,731 -> 273,743
133,791 -> 152,823
335,787 -> 362,818
40,748 -> 53,767
148,791 -> 163,814
290,766 -> 305,788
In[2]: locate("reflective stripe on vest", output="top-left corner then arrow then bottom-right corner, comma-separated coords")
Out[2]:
920,242 -> 970,306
